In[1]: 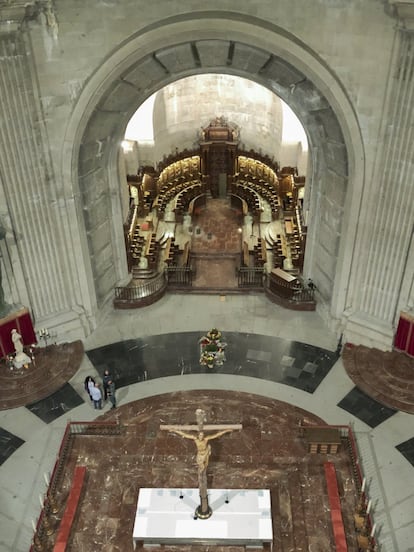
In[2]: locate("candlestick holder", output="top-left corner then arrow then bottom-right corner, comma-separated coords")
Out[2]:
29,344 -> 37,367
6,354 -> 15,371
38,328 -> 51,348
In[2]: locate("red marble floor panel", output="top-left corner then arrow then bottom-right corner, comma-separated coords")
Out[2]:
192,199 -> 243,255
0,341 -> 84,410
192,257 -> 238,289
43,391 -> 360,552
342,343 -> 414,413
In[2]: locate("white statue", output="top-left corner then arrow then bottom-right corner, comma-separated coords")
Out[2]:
11,329 -> 32,369
11,329 -> 24,353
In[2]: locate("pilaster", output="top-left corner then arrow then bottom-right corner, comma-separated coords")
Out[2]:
344,24 -> 414,349
0,22 -> 94,340
388,1 -> 414,31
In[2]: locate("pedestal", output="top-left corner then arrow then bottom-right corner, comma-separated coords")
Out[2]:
13,351 -> 32,369
133,488 -> 273,550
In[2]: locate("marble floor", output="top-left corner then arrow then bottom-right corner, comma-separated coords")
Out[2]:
0,294 -> 413,551
34,391 -> 359,551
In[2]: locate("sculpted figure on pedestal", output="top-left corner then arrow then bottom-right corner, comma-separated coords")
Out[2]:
11,329 -> 32,369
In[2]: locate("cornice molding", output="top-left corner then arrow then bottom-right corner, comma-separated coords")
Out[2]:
388,0 -> 414,30
0,1 -> 35,22
0,1 -> 52,33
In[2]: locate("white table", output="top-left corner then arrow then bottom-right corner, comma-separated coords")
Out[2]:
133,488 -> 273,549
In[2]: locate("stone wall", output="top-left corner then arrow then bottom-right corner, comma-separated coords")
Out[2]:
152,75 -> 283,162
0,0 -> 411,348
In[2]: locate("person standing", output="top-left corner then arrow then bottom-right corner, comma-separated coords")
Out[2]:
90,382 -> 102,409
102,369 -> 112,401
107,379 -> 116,409
84,376 -> 95,401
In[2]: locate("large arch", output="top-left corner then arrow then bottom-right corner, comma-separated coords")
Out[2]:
62,12 -> 364,331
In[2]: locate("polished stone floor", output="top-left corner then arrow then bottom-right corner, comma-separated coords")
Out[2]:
40,391 -> 360,552
0,341 -> 83,410
162,197 -> 262,291
85,332 -> 339,394
0,295 -> 413,552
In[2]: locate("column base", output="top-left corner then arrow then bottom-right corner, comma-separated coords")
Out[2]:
343,312 -> 394,351
195,504 -> 212,519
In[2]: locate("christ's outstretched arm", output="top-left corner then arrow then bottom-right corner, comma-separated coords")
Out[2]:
205,428 -> 237,442
168,429 -> 198,441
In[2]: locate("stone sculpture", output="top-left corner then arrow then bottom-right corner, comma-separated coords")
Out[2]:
160,408 -> 241,518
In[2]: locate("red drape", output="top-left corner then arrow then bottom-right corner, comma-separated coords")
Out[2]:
407,325 -> 414,357
394,316 -> 411,351
0,308 -> 37,357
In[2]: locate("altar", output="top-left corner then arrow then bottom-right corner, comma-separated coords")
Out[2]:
133,488 -> 273,550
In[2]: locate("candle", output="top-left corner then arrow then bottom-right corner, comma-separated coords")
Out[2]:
39,494 -> 44,508
361,477 -> 366,493
366,499 -> 372,514
370,523 -> 377,537
31,519 -> 37,532
43,472 -> 49,486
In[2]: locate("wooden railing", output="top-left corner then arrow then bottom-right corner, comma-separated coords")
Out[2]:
113,272 -> 167,309
265,275 -> 316,311
291,288 -> 315,302
298,424 -> 378,551
237,267 -> 264,287
30,420 -> 120,552
166,266 -> 193,287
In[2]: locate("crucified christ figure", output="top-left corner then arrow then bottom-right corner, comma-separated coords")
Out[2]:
160,408 -> 242,518
169,426 -> 236,476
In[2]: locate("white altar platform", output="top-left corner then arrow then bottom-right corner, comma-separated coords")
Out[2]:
133,488 -> 273,549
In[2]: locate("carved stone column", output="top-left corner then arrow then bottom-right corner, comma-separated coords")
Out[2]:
345,4 -> 414,349
0,6 -> 93,339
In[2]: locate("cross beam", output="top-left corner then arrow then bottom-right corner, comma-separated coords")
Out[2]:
160,424 -> 242,431
160,409 -> 242,519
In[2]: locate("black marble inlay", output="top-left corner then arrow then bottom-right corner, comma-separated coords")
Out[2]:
86,332 -> 338,395
396,437 -> 414,466
337,387 -> 397,427
0,427 -> 25,465
26,383 -> 84,423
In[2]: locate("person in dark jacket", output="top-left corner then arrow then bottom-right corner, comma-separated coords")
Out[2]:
102,369 -> 112,401
107,379 -> 116,409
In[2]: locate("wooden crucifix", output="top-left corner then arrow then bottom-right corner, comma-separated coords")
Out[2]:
160,408 -> 242,519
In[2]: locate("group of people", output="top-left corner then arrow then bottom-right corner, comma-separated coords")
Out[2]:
84,370 -> 116,410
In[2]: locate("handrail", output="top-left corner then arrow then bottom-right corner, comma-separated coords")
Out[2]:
166,266 -> 193,287
237,266 -> 264,287
300,423 -> 377,549
30,420 -> 121,551
114,272 -> 167,305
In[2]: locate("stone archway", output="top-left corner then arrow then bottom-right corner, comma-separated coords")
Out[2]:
63,13 -> 364,330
